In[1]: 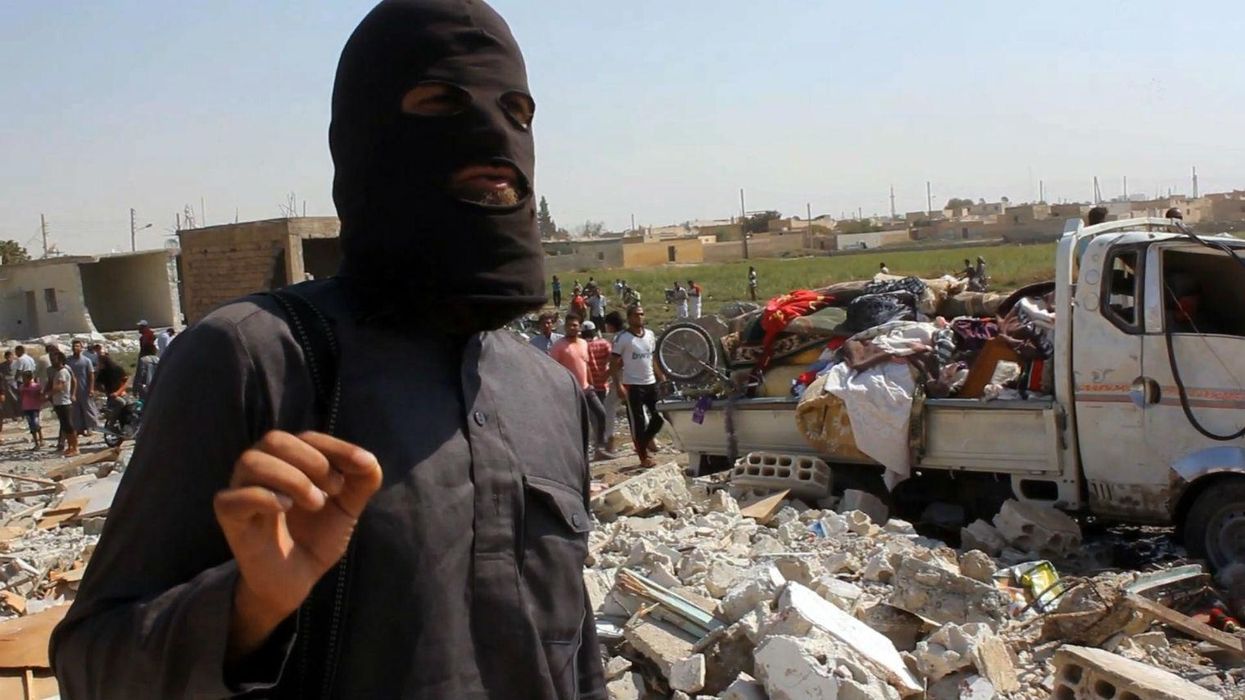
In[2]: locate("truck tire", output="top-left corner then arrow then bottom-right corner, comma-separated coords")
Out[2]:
1184,479 -> 1245,571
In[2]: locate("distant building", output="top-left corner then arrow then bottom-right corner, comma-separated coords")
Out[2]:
178,217 -> 340,324
0,250 -> 181,338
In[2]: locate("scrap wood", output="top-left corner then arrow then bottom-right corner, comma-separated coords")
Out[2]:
42,447 -> 121,481
1126,592 -> 1245,657
0,591 -> 25,615
0,669 -> 58,700
35,498 -> 89,531
0,605 -> 69,670
0,488 -> 59,503
0,475 -> 57,489
739,489 -> 791,525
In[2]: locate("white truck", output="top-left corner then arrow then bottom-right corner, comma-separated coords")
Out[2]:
658,218 -> 1245,569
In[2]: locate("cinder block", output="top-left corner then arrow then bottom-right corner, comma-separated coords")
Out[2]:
730,452 -> 832,499
1051,645 -> 1218,700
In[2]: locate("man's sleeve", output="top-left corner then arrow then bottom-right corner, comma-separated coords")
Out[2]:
575,383 -> 607,700
50,310 -> 294,699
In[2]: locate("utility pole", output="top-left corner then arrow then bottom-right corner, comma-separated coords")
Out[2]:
1123,176 -> 1128,200
630,213 -> 636,232
130,208 -> 137,252
1039,180 -> 1045,203
39,214 -> 49,258
1192,166 -> 1199,198
739,188 -> 749,260
1093,176 -> 1101,204
926,181 -> 932,215
805,202 -> 812,249
889,185 -> 896,220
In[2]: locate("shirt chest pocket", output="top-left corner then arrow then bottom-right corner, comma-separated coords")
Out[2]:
521,475 -> 591,643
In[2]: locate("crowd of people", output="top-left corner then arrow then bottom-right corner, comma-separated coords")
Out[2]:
533,276 -> 671,467
0,321 -> 176,455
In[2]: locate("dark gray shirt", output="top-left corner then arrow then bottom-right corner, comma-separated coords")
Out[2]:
51,280 -> 604,699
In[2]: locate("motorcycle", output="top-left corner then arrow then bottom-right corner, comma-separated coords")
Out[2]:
102,396 -> 143,447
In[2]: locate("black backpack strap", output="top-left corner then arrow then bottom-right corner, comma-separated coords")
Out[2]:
259,286 -> 353,700
265,288 -> 340,432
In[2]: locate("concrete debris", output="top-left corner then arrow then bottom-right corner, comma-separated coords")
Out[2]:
1052,645 -> 1219,700
992,498 -> 1082,558
587,465 -> 1245,699
960,519 -> 1008,556
837,489 -> 888,526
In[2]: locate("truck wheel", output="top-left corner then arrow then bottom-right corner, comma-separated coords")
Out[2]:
1184,480 -> 1245,570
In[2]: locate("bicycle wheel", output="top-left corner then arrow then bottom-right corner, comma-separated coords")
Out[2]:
656,323 -> 718,382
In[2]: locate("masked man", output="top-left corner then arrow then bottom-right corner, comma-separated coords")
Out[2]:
51,2 -> 605,698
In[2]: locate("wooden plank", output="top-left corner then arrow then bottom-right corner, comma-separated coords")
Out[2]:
0,670 -> 58,700
0,474 -> 57,489
0,606 -> 70,669
43,447 -> 121,481
0,489 -> 59,502
1126,593 -> 1245,657
0,592 -> 25,616
739,489 -> 791,525
35,498 -> 89,530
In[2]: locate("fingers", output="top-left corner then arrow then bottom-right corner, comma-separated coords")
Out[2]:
251,431 -> 345,496
231,448 -> 327,511
213,485 -> 291,527
296,432 -> 383,518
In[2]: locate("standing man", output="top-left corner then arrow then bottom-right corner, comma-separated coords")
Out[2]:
11,346 -> 36,380
748,265 -> 759,301
672,281 -> 689,319
569,287 -> 589,320
687,279 -> 702,319
137,320 -> 157,356
46,350 -> 78,456
587,285 -> 607,330
583,321 -> 616,456
550,315 -> 613,461
551,274 -> 562,308
82,342 -> 100,370
131,346 -> 161,401
156,327 -> 176,356
600,311 -> 625,453
611,304 -> 666,468
66,340 -> 98,436
52,2 -> 604,698
528,311 -> 563,354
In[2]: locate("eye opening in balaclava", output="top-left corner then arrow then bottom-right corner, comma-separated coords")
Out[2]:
333,0 -> 547,330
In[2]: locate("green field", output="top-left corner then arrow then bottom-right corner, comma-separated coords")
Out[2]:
561,242 -> 1057,326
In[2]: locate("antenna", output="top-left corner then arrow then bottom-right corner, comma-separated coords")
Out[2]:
1192,166 -> 1199,198
40,214 -> 49,258
889,185 -> 896,219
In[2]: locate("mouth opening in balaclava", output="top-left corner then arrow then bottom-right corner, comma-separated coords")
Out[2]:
331,0 -> 546,330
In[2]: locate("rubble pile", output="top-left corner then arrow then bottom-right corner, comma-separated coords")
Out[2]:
0,331 -> 143,357
588,466 -> 1245,699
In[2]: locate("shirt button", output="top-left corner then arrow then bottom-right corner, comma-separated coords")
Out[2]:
571,513 -> 584,529
472,411 -> 487,427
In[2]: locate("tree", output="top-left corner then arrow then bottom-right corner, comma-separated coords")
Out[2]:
575,220 -> 605,238
944,198 -> 975,210
742,210 -> 781,234
0,240 -> 30,265
537,196 -> 558,239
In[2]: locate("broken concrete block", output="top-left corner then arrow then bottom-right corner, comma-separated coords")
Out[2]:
705,560 -> 747,599
754,635 -> 902,700
913,623 -> 991,681
604,656 -> 633,681
882,518 -> 916,536
991,499 -> 1081,558
821,551 -> 858,575
705,489 -> 741,515
591,464 -> 691,519
888,556 -> 1011,627
1052,644 -> 1219,700
669,653 -> 707,693
770,583 -> 922,695
719,674 -> 767,700
862,551 -> 896,583
971,634 -> 1018,693
811,575 -> 863,611
773,556 -> 823,588
843,510 -> 878,536
605,671 -> 647,700
584,569 -> 613,613
719,564 -> 786,623
960,519 -> 1007,556
622,617 -> 696,679
838,489 -> 888,525
732,452 -> 833,500
774,519 -> 808,546
958,550 -> 997,584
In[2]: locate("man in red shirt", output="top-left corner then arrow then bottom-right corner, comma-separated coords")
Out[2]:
550,315 -> 614,461
582,321 -> 617,458
137,320 -> 157,355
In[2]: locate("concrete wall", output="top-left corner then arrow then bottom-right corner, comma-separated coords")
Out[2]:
0,258 -> 95,339
836,229 -> 912,249
543,239 -> 624,273
702,240 -> 745,262
79,251 -> 180,332
179,219 -> 296,323
746,233 -> 810,257
622,238 -> 704,268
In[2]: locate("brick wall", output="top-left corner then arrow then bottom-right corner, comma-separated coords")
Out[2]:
178,220 -> 294,323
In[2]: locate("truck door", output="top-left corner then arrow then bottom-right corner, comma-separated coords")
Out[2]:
1139,243 -> 1245,498
1073,240 -> 1149,517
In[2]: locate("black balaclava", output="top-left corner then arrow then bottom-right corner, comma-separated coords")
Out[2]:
331,0 -> 544,331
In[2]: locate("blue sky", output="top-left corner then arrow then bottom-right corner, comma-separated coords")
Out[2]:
2,1 -> 1242,253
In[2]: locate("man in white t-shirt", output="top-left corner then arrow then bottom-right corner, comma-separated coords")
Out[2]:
610,304 -> 666,468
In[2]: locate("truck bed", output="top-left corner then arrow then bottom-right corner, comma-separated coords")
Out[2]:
660,396 -> 1064,476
